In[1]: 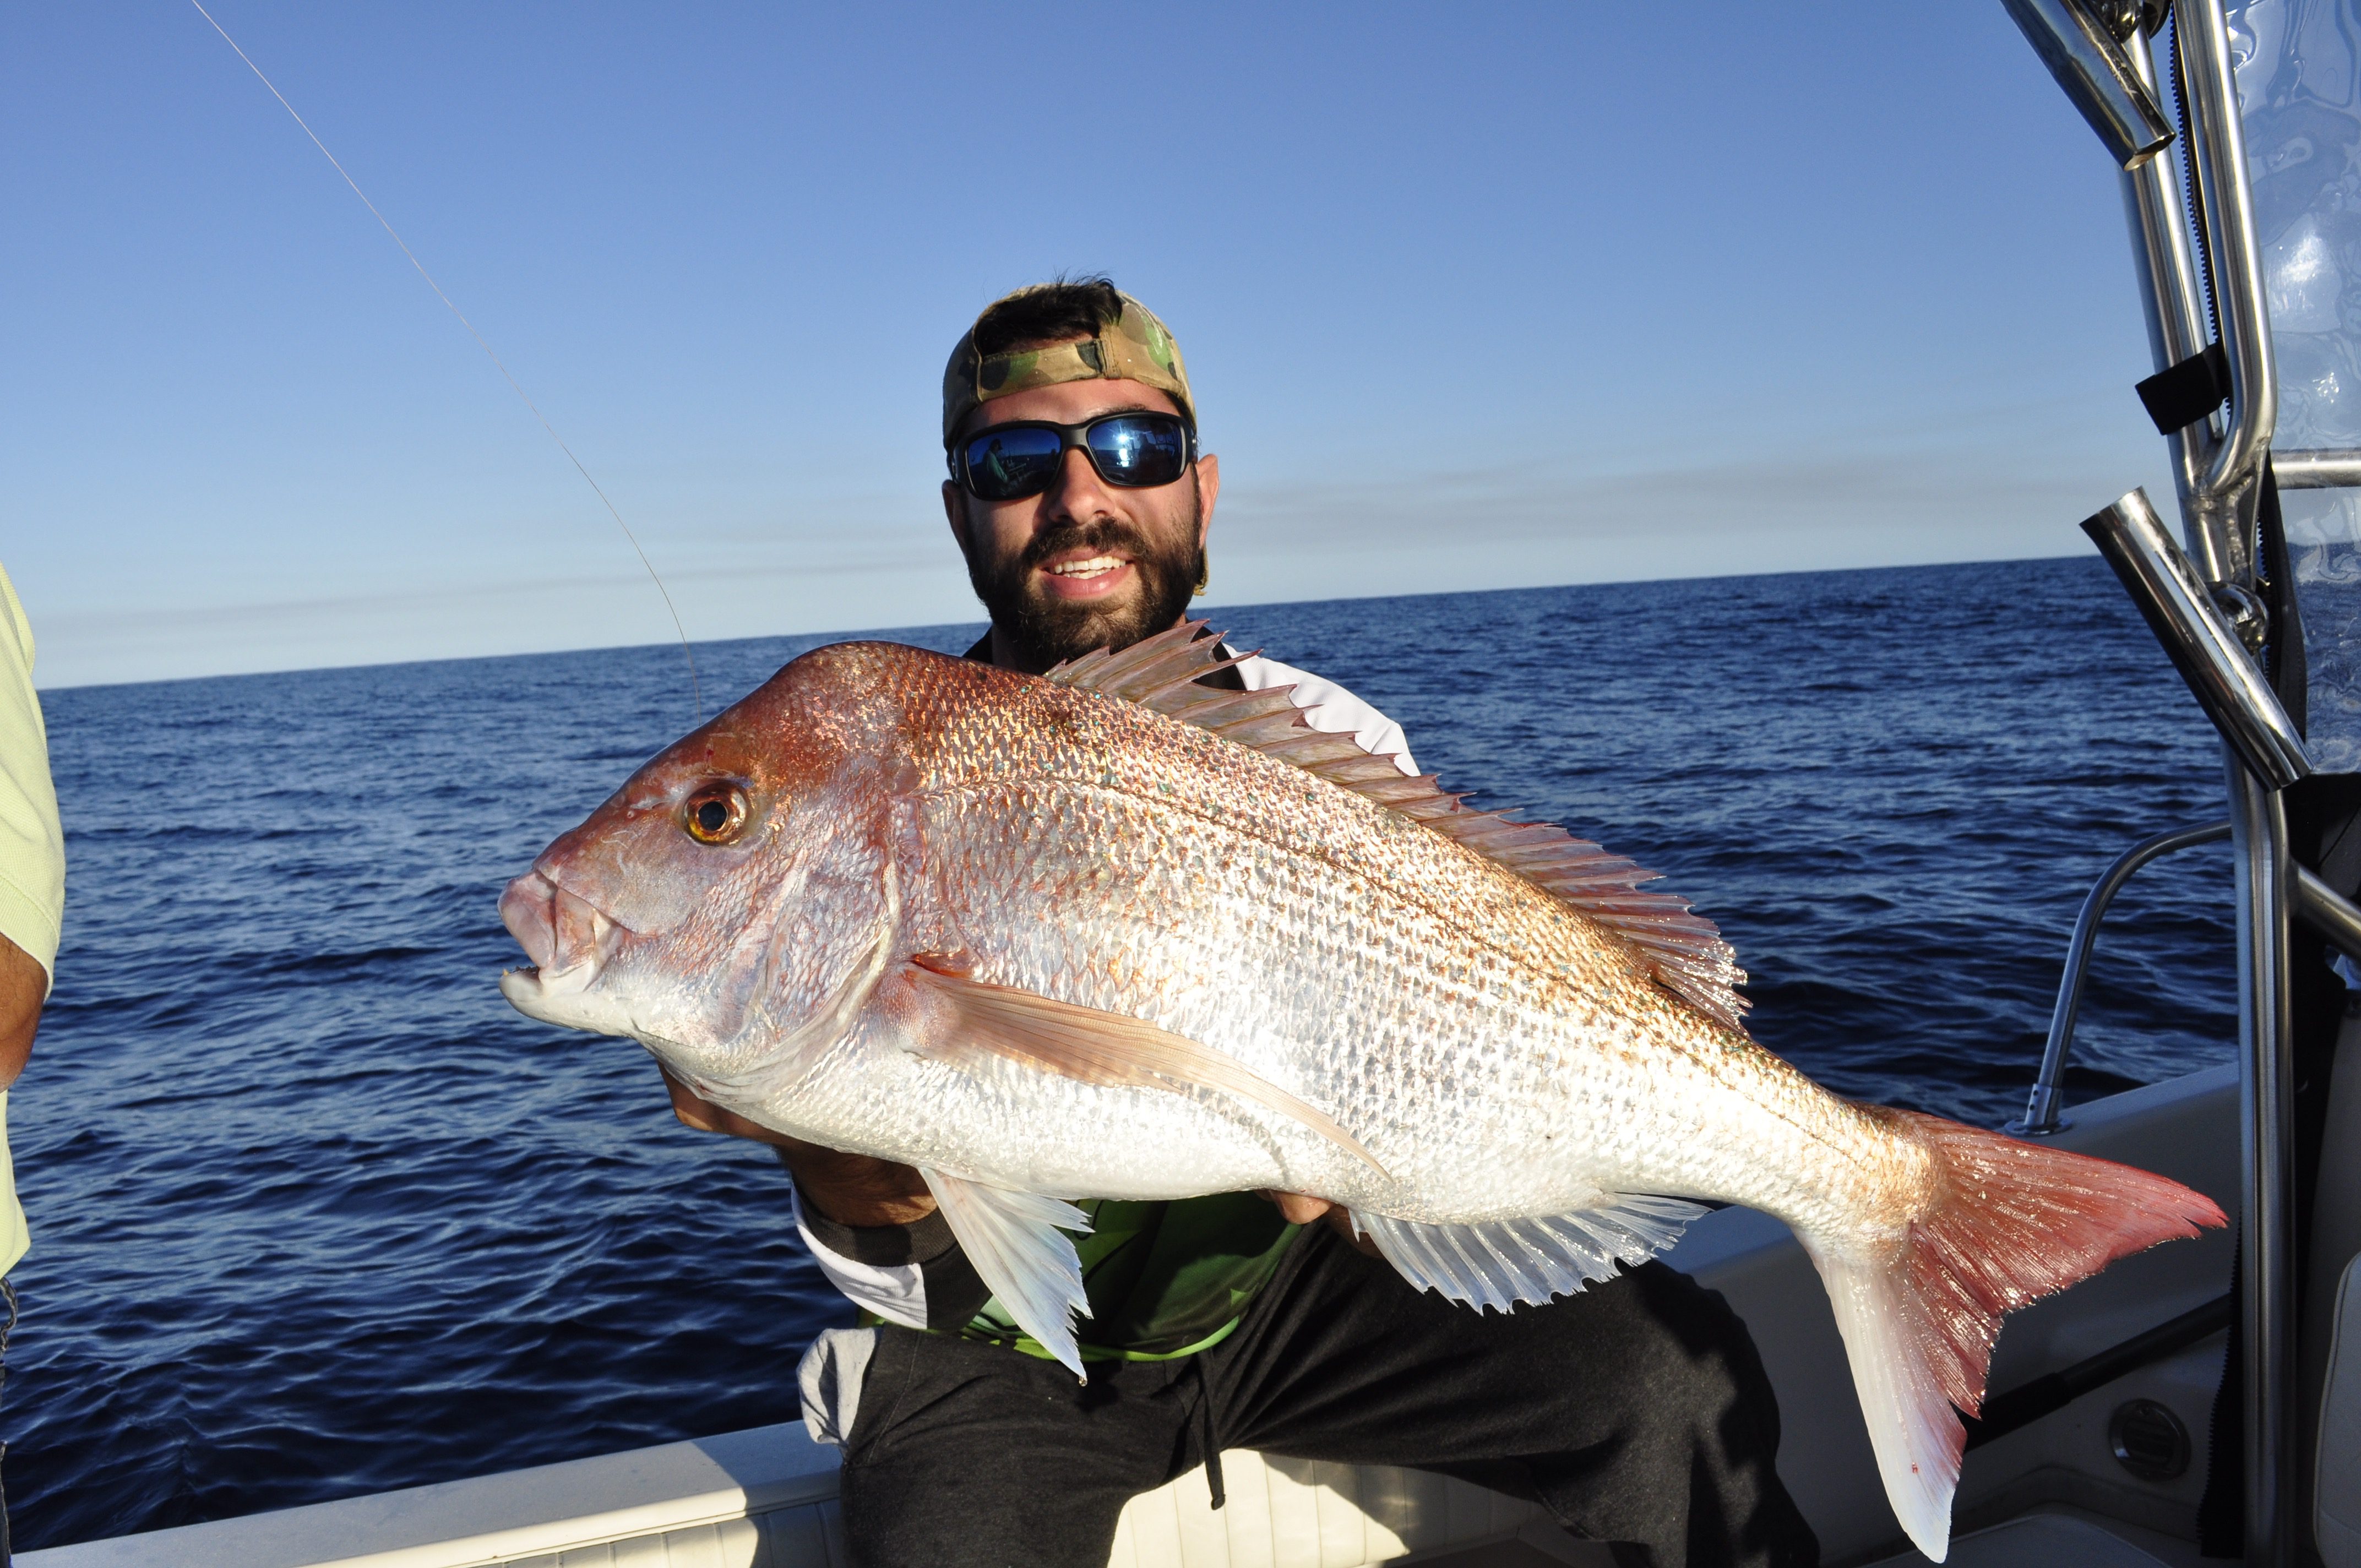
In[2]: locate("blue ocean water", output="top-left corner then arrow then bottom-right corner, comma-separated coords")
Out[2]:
8,558 -> 2242,1550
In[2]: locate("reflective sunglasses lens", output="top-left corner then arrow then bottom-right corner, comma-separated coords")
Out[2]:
1086,416 -> 1188,487
964,427 -> 1064,499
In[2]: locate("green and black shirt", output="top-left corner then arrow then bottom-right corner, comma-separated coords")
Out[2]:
793,1186 -> 1301,1362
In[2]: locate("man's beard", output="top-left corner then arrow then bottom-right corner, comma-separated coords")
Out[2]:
967,510 -> 1204,673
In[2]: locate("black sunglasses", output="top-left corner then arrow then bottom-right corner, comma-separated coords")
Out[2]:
950,412 -> 1196,502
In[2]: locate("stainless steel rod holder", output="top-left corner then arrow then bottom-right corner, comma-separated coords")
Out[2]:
2083,482 -> 2303,1561
2082,488 -> 2313,791
2000,0 -> 2175,167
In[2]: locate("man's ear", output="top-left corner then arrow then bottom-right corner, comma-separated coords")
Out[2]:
1194,451 -> 1220,548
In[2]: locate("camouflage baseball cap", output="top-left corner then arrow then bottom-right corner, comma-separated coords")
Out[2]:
942,287 -> 1194,445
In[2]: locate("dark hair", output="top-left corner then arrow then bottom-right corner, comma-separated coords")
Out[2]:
972,275 -> 1125,357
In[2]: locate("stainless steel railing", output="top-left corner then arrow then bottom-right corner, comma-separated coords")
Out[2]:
2093,3 -> 2288,1553
2012,820 -> 2361,1143
2175,0 -> 2277,564
2010,819 -> 2232,1137
2270,449 -> 2361,490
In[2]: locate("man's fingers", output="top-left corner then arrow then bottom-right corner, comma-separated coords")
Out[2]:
1257,1190 -> 1384,1257
1258,1190 -> 1334,1226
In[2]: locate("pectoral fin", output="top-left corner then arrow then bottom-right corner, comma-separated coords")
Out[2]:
917,1168 -> 1093,1379
905,957 -> 1384,1175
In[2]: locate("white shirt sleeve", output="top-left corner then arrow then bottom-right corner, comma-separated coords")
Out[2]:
1233,653 -> 1418,776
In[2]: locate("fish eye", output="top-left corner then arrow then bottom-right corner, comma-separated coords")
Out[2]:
682,782 -> 751,845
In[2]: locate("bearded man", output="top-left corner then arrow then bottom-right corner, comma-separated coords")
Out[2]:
663,280 -> 1818,1568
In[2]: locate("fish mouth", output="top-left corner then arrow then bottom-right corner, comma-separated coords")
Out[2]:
499,869 -> 621,998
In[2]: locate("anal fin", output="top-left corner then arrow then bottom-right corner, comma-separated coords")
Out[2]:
1357,1194 -> 1707,1313
916,1168 -> 1094,1380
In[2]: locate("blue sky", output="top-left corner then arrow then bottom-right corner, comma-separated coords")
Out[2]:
1,3 -> 2173,688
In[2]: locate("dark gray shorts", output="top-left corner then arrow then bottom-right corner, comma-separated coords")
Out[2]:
834,1224 -> 1816,1568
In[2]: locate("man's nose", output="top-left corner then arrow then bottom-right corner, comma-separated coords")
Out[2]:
1038,444 -> 1118,520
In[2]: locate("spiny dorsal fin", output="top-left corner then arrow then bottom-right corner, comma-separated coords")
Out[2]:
1045,620 -> 1750,1031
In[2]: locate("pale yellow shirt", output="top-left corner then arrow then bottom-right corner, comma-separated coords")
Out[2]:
0,565 -> 64,1276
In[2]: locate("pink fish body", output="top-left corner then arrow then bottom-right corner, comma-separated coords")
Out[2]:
499,624 -> 2222,1561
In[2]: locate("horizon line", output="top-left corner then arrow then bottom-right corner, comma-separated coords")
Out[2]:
35,551 -> 2101,696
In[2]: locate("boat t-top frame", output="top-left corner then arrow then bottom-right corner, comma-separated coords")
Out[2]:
2007,2 -> 2361,1560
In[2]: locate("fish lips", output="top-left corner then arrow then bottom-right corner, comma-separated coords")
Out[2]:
499,869 -> 622,977
498,870 -> 640,1036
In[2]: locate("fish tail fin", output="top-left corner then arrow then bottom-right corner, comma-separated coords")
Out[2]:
1804,1107 -> 2225,1563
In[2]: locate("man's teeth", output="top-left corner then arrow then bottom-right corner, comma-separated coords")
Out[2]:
1047,556 -> 1125,578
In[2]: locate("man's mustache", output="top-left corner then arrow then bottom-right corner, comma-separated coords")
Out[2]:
1019,521 -> 1156,570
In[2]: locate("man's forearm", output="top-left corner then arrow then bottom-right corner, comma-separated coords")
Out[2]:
660,1069 -> 935,1226
774,1140 -> 938,1227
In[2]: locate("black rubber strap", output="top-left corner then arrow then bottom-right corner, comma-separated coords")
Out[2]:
1188,1357 -> 1227,1509
2137,341 -> 2231,434
2259,455 -> 2305,723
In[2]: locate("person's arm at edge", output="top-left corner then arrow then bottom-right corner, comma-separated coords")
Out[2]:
0,935 -> 38,1091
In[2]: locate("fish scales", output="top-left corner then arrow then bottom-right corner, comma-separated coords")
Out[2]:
499,629 -> 2226,1560
899,668 -> 1896,1231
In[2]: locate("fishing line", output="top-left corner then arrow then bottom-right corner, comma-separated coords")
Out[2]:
186,0 -> 704,722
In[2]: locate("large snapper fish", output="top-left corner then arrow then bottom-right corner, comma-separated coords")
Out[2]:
498,623 -> 2221,1561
